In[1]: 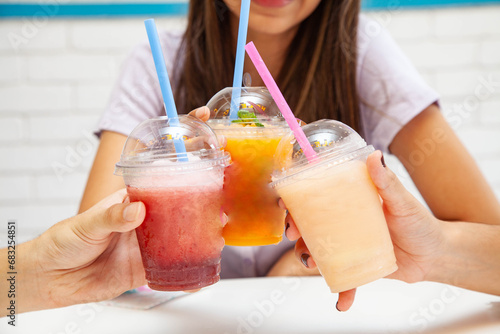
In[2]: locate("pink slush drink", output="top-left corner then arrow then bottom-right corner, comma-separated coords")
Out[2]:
115,116 -> 230,291
128,171 -> 224,290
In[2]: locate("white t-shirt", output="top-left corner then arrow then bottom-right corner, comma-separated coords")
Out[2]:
97,15 -> 438,278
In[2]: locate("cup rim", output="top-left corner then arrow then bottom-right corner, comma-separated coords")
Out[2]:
115,149 -> 231,176
270,145 -> 374,189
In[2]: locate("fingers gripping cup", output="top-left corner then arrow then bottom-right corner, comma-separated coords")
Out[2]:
272,120 -> 398,293
206,87 -> 291,246
115,115 -> 230,291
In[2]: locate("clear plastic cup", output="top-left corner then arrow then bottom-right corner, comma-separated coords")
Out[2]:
115,115 -> 230,291
271,119 -> 397,293
206,87 -> 291,246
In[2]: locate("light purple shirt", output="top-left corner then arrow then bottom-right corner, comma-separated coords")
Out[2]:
97,15 -> 438,278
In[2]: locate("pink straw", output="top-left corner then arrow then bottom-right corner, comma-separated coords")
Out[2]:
244,42 -> 317,162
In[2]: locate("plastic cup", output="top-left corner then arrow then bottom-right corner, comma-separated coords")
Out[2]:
115,115 -> 230,291
271,120 -> 397,293
206,87 -> 291,246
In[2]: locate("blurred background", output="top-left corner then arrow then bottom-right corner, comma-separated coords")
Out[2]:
0,0 -> 499,245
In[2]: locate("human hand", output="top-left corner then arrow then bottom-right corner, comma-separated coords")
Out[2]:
283,150 -> 445,311
188,106 -> 210,122
185,106 -> 228,149
18,189 -> 146,313
366,151 -> 444,283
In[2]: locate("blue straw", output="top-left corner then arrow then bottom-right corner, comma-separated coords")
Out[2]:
144,18 -> 187,161
229,0 -> 251,120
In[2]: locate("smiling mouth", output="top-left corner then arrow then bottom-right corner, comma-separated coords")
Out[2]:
252,0 -> 294,8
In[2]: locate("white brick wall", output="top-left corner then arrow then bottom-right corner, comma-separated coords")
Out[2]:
0,7 -> 499,245
0,176 -> 32,201
27,115 -> 99,140
76,83 -> 116,111
435,71 -> 500,98
0,84 -> 73,111
0,145 -> 69,171
480,40 -> 500,65
0,21 -> 69,51
0,117 -> 24,142
480,100 -> 500,124
0,55 -> 26,82
398,41 -> 478,69
27,54 -> 119,81
433,7 -> 500,38
35,172 -> 89,201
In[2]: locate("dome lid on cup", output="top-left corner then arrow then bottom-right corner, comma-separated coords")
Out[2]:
114,115 -> 230,176
206,86 -> 286,127
273,119 -> 371,180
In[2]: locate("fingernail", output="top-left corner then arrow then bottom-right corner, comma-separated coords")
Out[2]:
123,202 -> 140,222
336,302 -> 342,312
300,253 -> 310,268
381,154 -> 386,168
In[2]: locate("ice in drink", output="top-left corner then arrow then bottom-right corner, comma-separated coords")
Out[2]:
115,116 -> 230,291
272,119 -> 397,293
207,87 -> 290,246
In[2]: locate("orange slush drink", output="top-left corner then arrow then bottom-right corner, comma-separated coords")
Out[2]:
275,158 -> 397,293
210,123 -> 289,246
206,86 -> 290,246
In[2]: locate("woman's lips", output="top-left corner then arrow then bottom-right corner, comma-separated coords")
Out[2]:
252,0 -> 294,8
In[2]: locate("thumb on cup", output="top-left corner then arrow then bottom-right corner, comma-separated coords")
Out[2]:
77,190 -> 146,240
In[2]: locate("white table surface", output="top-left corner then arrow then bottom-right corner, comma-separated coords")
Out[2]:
2,276 -> 500,334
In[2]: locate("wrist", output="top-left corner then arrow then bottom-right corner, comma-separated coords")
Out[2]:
424,220 -> 500,295
17,238 -> 56,313
423,219 -> 455,284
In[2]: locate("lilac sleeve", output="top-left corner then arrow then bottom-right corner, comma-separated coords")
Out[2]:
220,239 -> 295,278
357,17 -> 440,152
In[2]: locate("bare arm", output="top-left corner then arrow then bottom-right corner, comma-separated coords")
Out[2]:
389,104 -> 500,224
1,240 -> 44,316
429,221 -> 500,295
79,131 -> 128,213
364,150 -> 500,294
2,190 -> 146,317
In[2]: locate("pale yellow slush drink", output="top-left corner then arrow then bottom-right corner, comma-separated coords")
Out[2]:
272,120 -> 397,293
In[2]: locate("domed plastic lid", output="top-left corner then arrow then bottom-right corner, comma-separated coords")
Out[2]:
115,115 -> 230,176
273,119 -> 371,180
206,86 -> 288,128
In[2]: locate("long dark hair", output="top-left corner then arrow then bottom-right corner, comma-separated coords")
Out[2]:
174,0 -> 361,132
